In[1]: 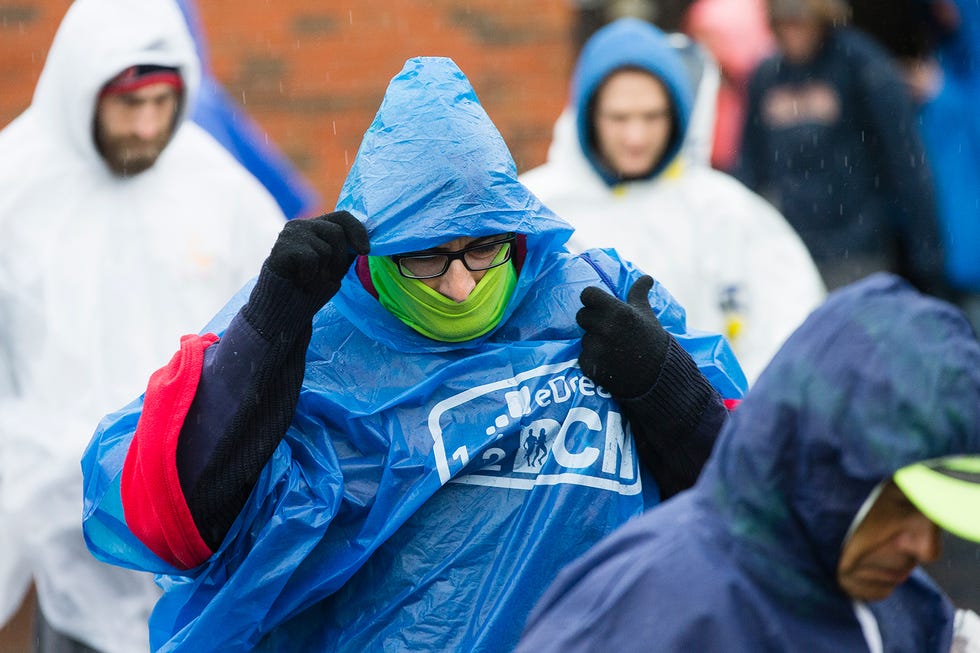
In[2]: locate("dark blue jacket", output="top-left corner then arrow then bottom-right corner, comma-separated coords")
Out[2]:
738,28 -> 945,295
518,273 -> 980,652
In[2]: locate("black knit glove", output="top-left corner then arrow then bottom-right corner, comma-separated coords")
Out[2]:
576,275 -> 670,399
265,210 -> 370,305
243,210 -> 370,337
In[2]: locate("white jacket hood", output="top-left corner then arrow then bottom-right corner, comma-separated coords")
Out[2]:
30,0 -> 199,166
0,3 -> 284,650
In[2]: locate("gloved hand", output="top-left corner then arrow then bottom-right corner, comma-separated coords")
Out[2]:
244,210 -> 370,337
576,275 -> 671,399
263,210 -> 371,308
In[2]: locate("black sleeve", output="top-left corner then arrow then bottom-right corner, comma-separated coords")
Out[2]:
617,338 -> 728,499
734,64 -> 770,194
175,269 -> 316,550
857,50 -> 948,297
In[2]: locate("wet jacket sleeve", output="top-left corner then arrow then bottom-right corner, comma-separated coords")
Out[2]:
733,66 -> 769,194
120,332 -> 218,570
857,55 -> 948,297
619,337 -> 732,499
120,270 -> 313,568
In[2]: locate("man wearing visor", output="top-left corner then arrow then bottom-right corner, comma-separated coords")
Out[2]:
518,273 -> 980,653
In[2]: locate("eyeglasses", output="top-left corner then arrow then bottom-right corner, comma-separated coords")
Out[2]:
391,234 -> 516,280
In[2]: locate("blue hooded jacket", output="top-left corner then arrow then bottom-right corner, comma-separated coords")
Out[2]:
517,273 -> 980,652
918,0 -> 980,292
570,18 -> 693,185
82,57 -> 745,652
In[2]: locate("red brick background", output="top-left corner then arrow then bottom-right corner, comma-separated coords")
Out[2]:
0,1 -> 576,210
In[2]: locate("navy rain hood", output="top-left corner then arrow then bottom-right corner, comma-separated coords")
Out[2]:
519,273 -> 980,652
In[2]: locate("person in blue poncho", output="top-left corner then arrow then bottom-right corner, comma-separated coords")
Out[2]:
80,57 -> 746,652
516,273 -> 980,653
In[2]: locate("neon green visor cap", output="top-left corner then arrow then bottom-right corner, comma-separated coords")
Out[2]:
893,455 -> 980,543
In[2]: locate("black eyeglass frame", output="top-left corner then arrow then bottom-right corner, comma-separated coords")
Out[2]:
390,234 -> 517,280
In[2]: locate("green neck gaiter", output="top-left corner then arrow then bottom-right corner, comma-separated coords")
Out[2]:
369,254 -> 517,342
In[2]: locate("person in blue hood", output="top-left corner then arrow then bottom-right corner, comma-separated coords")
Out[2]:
520,18 -> 825,384
79,57 -> 746,651
516,273 -> 980,653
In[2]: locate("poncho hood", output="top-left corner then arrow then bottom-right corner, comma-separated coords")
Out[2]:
29,0 -> 199,167
570,18 -> 693,185
701,273 -> 980,609
333,57 -> 574,352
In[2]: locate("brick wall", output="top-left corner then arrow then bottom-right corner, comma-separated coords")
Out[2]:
0,1 -> 576,209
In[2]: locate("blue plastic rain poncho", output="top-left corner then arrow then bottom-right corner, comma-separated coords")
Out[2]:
917,0 -> 980,293
517,274 -> 980,652
82,57 -> 746,652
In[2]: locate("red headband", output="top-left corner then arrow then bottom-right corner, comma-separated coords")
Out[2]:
99,65 -> 183,99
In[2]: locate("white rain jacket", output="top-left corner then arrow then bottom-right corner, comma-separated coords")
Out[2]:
0,0 -> 284,650
520,19 -> 825,383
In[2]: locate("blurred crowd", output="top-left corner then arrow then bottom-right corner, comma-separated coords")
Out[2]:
586,0 -> 980,326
